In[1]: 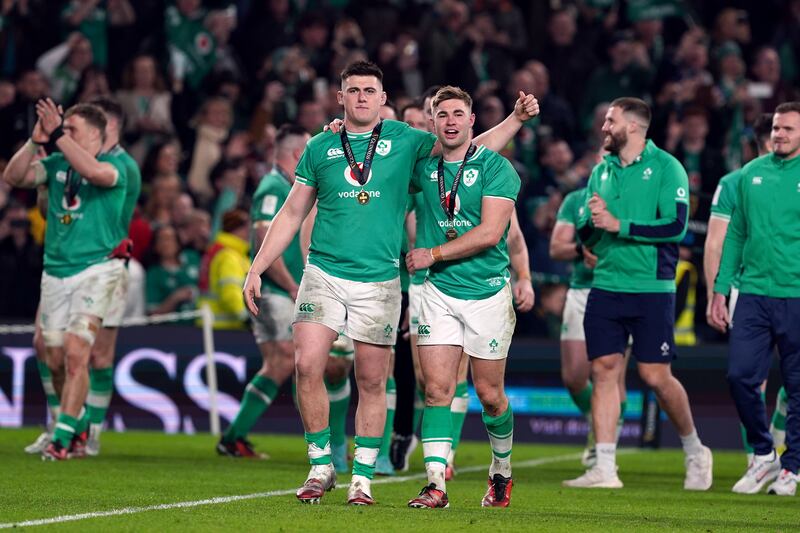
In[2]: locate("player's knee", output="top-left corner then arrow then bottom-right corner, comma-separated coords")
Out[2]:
424,380 -> 454,405
638,364 -> 671,390
726,366 -> 756,388
561,368 -> 586,394
475,384 -> 505,413
591,356 -> 620,382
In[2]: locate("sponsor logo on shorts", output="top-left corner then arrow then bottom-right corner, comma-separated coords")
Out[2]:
417,324 -> 430,336
660,342 -> 670,357
489,338 -> 498,353
384,324 -> 393,338
376,140 -> 392,156
83,296 -> 94,306
298,302 -> 316,313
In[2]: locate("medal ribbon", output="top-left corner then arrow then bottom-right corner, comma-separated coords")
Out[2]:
438,144 -> 477,221
340,121 -> 383,186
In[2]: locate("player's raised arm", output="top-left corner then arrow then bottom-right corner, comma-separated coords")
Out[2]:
3,117 -> 49,189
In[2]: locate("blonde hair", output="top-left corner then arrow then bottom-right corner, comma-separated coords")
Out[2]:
432,86 -> 472,112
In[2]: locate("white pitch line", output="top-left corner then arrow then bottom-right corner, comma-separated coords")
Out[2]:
0,449 -> 638,529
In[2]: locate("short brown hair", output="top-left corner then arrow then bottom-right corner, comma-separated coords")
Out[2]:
222,208 -> 249,233
610,97 -> 651,127
340,61 -> 383,83
775,101 -> 800,115
432,86 -> 472,112
65,103 -> 108,142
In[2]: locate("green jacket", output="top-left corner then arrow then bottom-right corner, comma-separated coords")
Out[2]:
714,153 -> 800,298
577,140 -> 689,293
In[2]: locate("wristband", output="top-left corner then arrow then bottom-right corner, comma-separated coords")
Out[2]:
50,125 -> 65,143
26,139 -> 40,152
517,271 -> 531,281
431,246 -> 443,263
575,243 -> 584,257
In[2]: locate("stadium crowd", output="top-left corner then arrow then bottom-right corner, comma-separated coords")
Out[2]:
0,0 -> 799,345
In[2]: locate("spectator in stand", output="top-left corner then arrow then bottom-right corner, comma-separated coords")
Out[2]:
187,96 -> 232,205
73,65 -> 110,104
61,0 -> 135,69
116,54 -> 174,165
580,30 -> 653,131
177,208 -> 210,277
36,32 -> 93,104
665,107 -> 727,220
297,100 -> 327,136
750,46 -> 800,112
542,7 -> 597,117
142,139 -> 182,184
0,201 -> 42,319
145,224 -> 198,317
144,173 -> 182,226
0,69 -> 47,159
165,0 -> 217,92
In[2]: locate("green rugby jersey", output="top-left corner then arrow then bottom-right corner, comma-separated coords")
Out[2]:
251,167 -> 303,296
409,191 -> 428,286
555,187 -> 593,290
709,168 -> 742,288
146,263 -> 196,314
295,119 -> 436,282
165,5 -> 215,90
40,153 -> 127,278
411,145 -> 521,300
577,140 -> 689,293
714,153 -> 800,298
108,145 -> 141,243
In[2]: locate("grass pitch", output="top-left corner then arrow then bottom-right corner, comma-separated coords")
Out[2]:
0,428 -> 796,532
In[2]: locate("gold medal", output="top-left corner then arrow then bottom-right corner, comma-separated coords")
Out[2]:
60,214 -> 73,225
445,228 -> 458,241
357,190 -> 370,205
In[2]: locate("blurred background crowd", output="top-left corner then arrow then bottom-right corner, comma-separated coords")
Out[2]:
0,0 -> 798,343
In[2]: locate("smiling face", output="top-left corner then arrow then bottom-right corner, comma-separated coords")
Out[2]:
433,98 -> 475,151
337,75 -> 386,129
601,106 -> 630,154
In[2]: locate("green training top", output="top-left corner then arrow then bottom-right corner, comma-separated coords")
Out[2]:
714,153 -> 800,298
250,167 -> 304,297
709,168 -> 742,288
411,145 -> 520,300
108,145 -> 142,243
577,140 -> 689,293
295,119 -> 436,282
40,153 -> 127,278
555,187 -> 594,290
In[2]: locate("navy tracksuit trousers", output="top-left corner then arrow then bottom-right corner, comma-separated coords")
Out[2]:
727,293 -> 800,473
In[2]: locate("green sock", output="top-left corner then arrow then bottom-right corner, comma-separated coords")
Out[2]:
53,413 -> 78,448
422,405 -> 452,466
305,427 -> 332,465
326,376 -> 351,447
87,367 -> 114,426
37,360 -> 60,414
570,383 -> 593,416
412,387 -> 425,434
770,387 -> 788,448
352,435 -> 382,479
771,387 -> 787,431
483,406 -> 514,476
449,381 -> 469,460
76,408 -> 89,435
378,376 -> 396,460
224,375 -> 279,441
